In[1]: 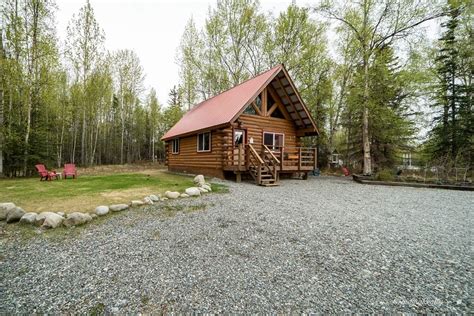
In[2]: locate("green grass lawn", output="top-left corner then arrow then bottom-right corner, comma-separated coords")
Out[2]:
0,170 -> 226,213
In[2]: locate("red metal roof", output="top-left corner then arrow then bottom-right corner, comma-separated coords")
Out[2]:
162,64 -> 282,140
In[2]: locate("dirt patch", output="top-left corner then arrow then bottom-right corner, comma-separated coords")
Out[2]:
21,188 -> 160,213
100,188 -> 158,201
77,163 -> 166,176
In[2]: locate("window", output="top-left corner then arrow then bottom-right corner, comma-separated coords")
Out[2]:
171,138 -> 180,154
244,104 -> 256,115
270,106 -> 285,119
254,94 -> 262,112
263,132 -> 284,150
197,132 -> 211,152
234,129 -> 245,147
243,93 -> 262,115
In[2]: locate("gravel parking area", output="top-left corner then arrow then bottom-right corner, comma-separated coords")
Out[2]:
0,176 -> 472,313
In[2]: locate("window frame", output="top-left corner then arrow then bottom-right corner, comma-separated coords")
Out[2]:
233,128 -> 246,147
171,138 -> 180,154
197,132 -> 211,152
263,132 -> 285,150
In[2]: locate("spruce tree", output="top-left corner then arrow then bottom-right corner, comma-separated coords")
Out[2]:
428,1 -> 472,165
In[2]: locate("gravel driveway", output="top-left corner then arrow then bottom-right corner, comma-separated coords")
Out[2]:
0,176 -> 472,313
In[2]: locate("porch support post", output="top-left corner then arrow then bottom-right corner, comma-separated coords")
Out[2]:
238,143 -> 243,168
314,147 -> 317,169
245,144 -> 249,170
280,146 -> 284,172
298,147 -> 302,171
235,171 -> 242,183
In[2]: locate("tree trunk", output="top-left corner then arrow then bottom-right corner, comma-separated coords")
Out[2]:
450,66 -> 456,157
57,120 -> 65,168
81,107 -> 86,165
23,92 -> 32,175
90,117 -> 100,165
362,55 -> 372,175
152,134 -> 155,162
0,80 -> 4,177
72,120 -> 77,164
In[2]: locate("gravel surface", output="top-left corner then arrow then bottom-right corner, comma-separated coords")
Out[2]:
0,176 -> 472,313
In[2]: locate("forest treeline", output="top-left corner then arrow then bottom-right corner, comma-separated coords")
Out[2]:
176,0 -> 473,174
0,0 -> 184,176
0,0 -> 472,177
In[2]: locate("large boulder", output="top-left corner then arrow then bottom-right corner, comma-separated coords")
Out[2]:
194,175 -> 205,186
110,204 -> 129,212
6,207 -> 26,223
149,194 -> 160,202
63,212 -> 92,227
36,212 -> 64,229
19,212 -> 38,225
95,205 -> 109,216
130,200 -> 144,207
185,187 -> 201,197
165,191 -> 180,199
0,203 -> 16,220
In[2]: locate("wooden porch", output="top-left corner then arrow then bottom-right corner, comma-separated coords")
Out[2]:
223,144 -> 317,186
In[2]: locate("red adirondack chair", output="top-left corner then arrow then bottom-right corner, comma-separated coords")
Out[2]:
63,163 -> 77,179
35,164 -> 58,181
341,166 -> 351,177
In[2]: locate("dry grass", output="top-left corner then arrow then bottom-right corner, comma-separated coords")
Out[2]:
0,166 -> 225,214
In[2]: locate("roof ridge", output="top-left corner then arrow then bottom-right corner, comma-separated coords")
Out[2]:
187,64 -> 282,113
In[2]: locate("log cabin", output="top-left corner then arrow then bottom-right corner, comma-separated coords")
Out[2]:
161,64 -> 319,186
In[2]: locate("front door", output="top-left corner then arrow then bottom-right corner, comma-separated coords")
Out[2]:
233,129 -> 246,166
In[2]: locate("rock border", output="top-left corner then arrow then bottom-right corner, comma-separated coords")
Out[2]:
1,175 -> 214,231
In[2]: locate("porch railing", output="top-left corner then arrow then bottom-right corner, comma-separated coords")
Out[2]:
223,144 -> 317,171
276,146 -> 317,170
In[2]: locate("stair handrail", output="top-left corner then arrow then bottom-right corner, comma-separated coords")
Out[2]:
260,145 -> 278,181
248,144 -> 264,165
262,145 -> 280,165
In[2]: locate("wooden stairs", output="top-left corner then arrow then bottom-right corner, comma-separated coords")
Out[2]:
247,144 -> 280,186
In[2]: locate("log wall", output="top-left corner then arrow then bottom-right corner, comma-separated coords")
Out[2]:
166,129 -> 226,176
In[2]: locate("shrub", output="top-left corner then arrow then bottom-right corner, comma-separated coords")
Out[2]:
376,169 -> 395,181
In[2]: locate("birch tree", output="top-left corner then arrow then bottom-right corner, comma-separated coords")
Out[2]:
147,88 -> 161,162
65,0 -> 104,165
317,0 -> 444,174
111,49 -> 144,164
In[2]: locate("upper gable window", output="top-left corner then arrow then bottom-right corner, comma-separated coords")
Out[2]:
271,106 -> 285,119
268,93 -> 275,107
243,104 -> 256,115
243,93 -> 263,115
254,94 -> 262,112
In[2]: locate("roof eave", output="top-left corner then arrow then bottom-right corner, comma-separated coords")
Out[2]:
161,122 -> 231,141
